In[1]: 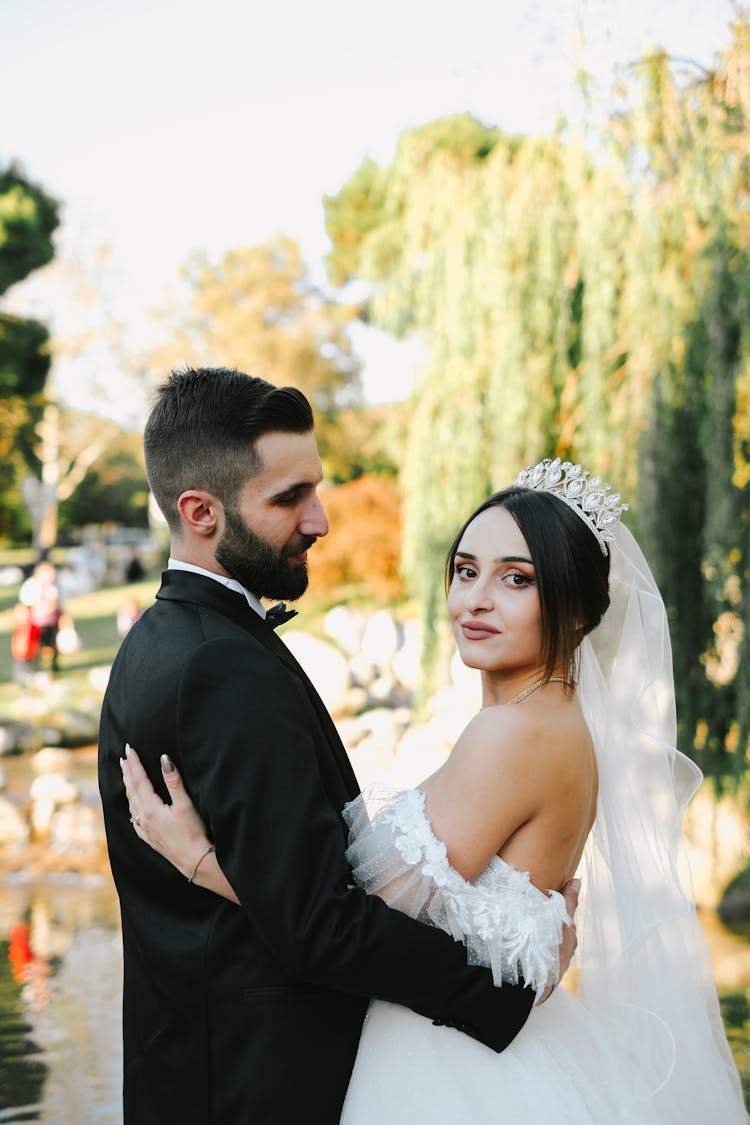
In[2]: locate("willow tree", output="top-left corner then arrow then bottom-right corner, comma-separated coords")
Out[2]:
611,30 -> 750,783
325,19 -> 750,773
325,116 -> 632,687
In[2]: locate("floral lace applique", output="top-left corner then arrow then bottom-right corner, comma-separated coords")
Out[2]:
343,787 -> 570,993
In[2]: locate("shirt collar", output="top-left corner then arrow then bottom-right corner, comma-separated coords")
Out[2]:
167,557 -> 266,619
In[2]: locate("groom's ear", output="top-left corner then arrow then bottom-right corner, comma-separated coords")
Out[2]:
177,490 -> 223,538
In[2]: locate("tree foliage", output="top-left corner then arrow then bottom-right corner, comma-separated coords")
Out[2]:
58,423 -> 148,534
617,35 -> 750,784
0,165 -> 59,541
310,474 -> 404,602
150,235 -> 362,477
0,166 -> 58,294
324,18 -> 750,779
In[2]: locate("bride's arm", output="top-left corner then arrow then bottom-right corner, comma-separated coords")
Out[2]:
121,745 -> 240,904
121,722 -> 580,995
422,706 -> 583,893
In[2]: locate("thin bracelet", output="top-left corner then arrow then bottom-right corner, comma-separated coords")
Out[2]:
188,845 -> 215,884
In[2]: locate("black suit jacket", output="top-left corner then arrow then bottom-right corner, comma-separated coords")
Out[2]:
98,570 -> 534,1124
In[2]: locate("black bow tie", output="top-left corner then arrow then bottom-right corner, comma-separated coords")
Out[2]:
266,602 -> 298,628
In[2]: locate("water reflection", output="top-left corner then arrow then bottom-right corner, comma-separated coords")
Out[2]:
0,878 -> 121,1124
0,880 -> 748,1122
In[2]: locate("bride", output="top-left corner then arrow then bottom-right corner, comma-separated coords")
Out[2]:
120,458 -> 747,1123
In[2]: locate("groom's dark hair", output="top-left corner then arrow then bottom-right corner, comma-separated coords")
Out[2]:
144,365 -> 314,533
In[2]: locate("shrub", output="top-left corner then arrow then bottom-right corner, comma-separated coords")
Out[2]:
312,475 -> 404,602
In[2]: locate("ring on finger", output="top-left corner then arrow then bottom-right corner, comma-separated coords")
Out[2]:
130,814 -> 141,827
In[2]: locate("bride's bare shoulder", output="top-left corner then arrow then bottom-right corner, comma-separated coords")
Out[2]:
450,699 -> 591,779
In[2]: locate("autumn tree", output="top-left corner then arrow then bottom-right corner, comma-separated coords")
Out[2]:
150,235 -> 362,476
311,475 -> 404,602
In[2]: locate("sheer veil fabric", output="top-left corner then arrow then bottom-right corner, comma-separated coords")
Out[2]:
341,523 -> 747,1123
575,524 -> 747,1121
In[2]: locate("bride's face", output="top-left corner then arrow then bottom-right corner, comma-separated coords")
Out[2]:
447,506 -> 544,677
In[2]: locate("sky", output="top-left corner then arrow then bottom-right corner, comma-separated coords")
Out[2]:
1,0 -> 741,413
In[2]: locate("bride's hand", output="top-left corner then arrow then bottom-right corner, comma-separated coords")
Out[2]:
537,877 -> 580,1005
120,744 -> 213,880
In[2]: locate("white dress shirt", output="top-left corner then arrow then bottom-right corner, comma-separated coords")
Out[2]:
167,557 -> 266,619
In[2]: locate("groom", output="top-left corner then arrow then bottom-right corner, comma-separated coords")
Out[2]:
98,366 -> 577,1124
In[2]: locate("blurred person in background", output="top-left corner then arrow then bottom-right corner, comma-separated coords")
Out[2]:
20,562 -> 62,675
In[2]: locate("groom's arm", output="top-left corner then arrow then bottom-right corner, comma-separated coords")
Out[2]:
177,637 -> 540,1052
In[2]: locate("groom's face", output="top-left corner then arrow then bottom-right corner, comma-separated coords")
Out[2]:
215,430 -> 329,600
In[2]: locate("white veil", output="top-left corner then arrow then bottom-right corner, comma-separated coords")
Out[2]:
575,523 -> 747,1122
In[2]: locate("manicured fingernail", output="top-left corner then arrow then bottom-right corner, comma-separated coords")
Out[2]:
124,743 -> 131,757
161,754 -> 174,773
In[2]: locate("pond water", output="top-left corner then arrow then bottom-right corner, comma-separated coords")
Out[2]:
0,875 -> 748,1123
1,734 -> 750,1121
0,877 -> 121,1123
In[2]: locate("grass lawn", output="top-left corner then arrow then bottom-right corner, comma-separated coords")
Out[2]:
0,575 -> 160,713
0,557 -> 381,715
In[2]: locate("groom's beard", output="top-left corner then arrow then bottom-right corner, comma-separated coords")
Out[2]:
216,507 -> 314,601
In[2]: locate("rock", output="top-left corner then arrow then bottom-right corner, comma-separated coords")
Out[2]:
427,686 -> 477,743
388,724 -> 451,788
49,804 -> 106,852
361,611 -> 403,670
0,796 -> 29,847
367,674 -> 401,707
29,773 -> 79,836
449,650 -> 482,709
348,655 -> 378,690
338,706 -> 414,778
358,706 -> 408,744
0,564 -> 24,586
45,708 -> 100,747
349,736 -> 397,787
31,747 -> 74,775
30,773 -> 78,805
354,710 -> 401,760
282,631 -> 350,715
336,716 -> 371,752
89,666 -> 111,693
338,686 -> 369,716
0,720 -> 33,755
323,606 -> 367,655
38,726 -> 64,747
391,621 -> 423,690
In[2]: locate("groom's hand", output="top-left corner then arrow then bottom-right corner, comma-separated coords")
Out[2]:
537,877 -> 580,1005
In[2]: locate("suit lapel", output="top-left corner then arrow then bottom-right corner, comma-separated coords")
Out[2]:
155,571 -> 360,800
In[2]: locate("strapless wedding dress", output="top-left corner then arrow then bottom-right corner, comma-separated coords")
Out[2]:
339,787 -> 747,1125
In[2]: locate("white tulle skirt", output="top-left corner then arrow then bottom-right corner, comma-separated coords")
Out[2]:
341,988 -> 637,1125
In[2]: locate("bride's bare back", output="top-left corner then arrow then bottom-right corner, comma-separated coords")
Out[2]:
420,686 -> 597,894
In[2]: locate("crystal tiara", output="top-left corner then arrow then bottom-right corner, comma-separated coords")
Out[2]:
513,458 -> 628,556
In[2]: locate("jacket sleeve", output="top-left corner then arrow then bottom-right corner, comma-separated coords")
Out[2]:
176,636 -> 535,1052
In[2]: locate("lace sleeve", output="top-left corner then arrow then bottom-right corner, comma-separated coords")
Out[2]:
343,786 -> 570,993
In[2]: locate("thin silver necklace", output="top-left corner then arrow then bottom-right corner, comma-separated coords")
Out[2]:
508,675 -> 567,705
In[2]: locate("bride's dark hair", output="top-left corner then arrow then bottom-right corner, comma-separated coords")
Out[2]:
445,487 -> 610,688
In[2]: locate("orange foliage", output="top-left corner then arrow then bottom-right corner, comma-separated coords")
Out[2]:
311,475 -> 404,601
